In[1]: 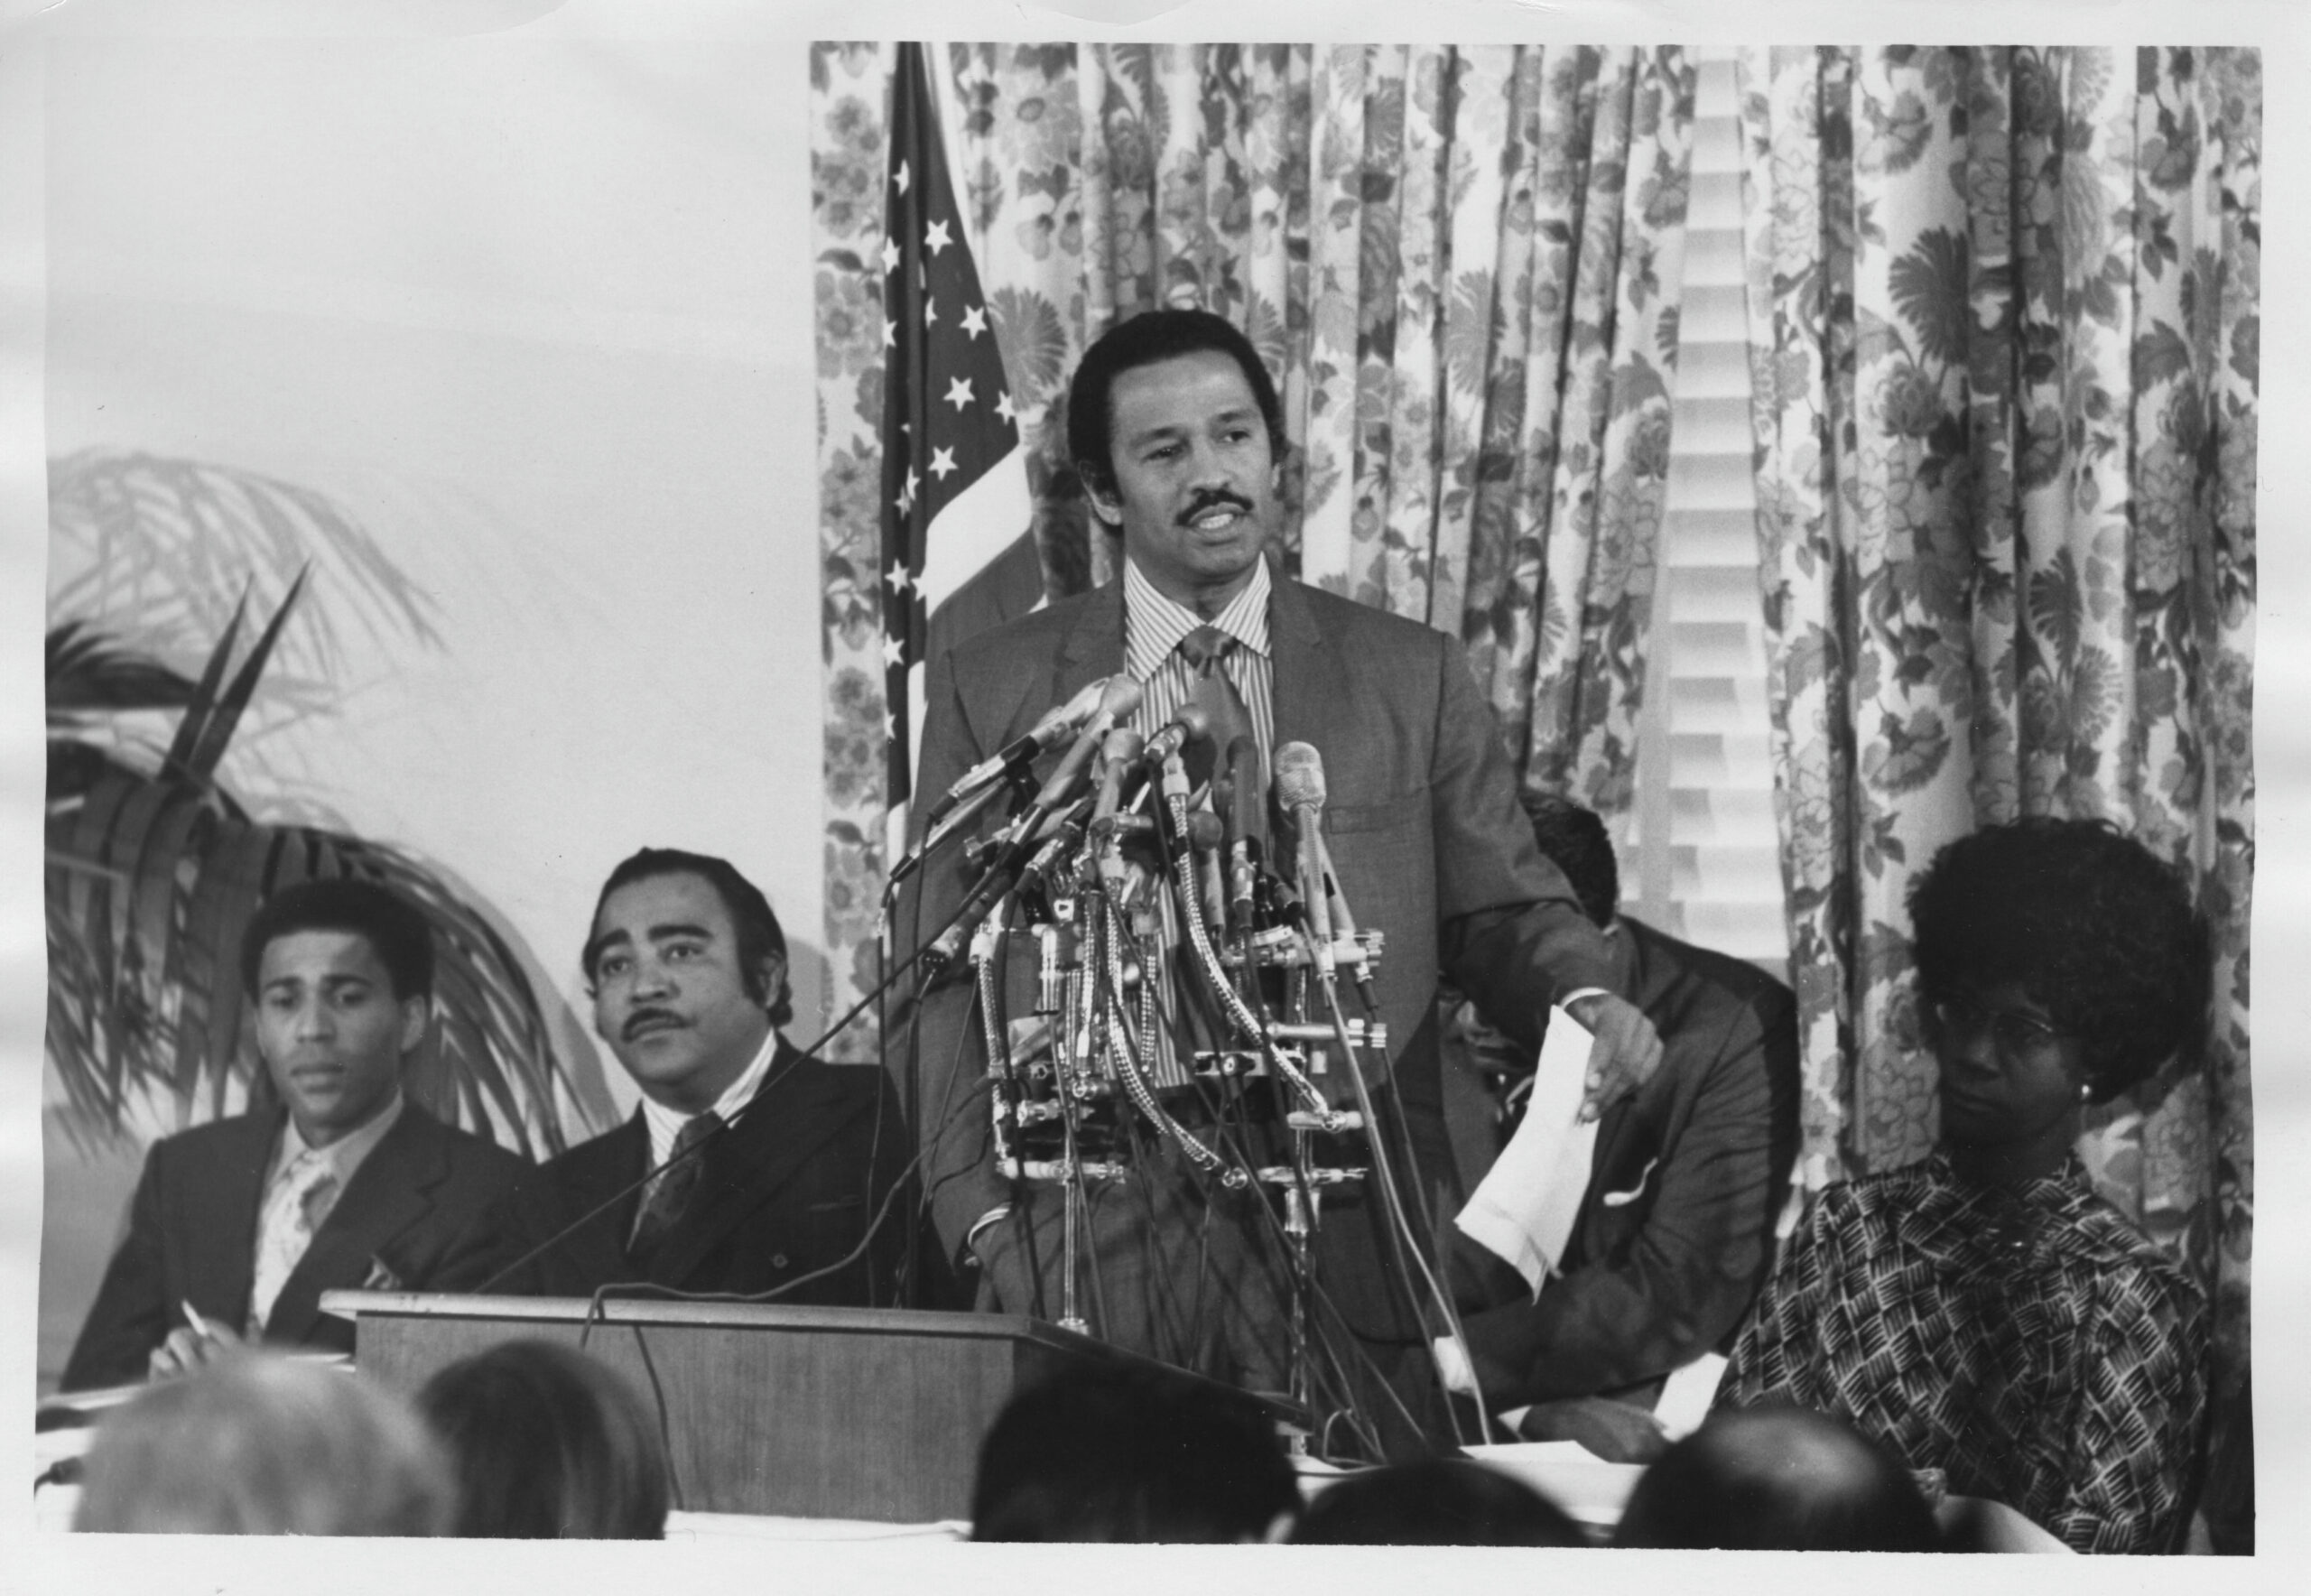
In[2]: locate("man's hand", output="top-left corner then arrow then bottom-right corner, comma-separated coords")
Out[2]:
147,1318 -> 241,1381
1564,991 -> 1663,1121
965,1212 -> 1035,1315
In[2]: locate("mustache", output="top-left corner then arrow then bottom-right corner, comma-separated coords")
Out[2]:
622,1007 -> 688,1041
1177,489 -> 1253,526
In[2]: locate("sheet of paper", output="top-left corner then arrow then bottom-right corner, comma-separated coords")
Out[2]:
1453,1006 -> 1600,1297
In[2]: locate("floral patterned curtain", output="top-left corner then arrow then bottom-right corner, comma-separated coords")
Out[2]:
812,42 -> 1695,1059
1735,45 -> 2257,1424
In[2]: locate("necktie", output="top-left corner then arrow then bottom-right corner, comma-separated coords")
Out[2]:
1177,626 -> 1254,796
630,1111 -> 723,1262
249,1151 -> 339,1333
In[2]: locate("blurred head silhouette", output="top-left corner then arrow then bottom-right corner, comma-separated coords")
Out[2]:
1615,1406 -> 1941,1552
1295,1459 -> 1589,1546
75,1351 -> 453,1536
418,1339 -> 670,1538
971,1361 -> 1296,1542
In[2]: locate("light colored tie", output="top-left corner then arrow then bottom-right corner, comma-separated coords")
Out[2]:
249,1151 -> 339,1333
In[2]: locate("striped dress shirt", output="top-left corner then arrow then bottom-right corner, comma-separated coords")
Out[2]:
1123,555 -> 1276,784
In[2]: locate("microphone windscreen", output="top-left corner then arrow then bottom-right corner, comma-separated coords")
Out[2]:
1184,811 -> 1224,849
1096,674 -> 1146,722
1274,741 -> 1326,812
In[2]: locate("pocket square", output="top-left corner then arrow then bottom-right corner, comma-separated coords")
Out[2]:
1601,1156 -> 1660,1209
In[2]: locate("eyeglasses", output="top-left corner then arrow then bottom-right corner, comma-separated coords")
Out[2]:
1928,996 -> 2068,1057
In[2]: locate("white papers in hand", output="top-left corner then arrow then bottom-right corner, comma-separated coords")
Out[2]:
1453,1005 -> 1599,1298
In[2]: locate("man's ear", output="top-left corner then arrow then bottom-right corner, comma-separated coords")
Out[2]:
396,994 -> 430,1056
1083,474 -> 1125,527
751,951 -> 787,1012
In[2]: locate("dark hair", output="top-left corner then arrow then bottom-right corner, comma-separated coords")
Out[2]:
1907,817 -> 2210,1100
585,848 -> 792,1028
1064,308 -> 1288,499
1521,793 -> 1620,929
416,1340 -> 670,1539
239,877 -> 435,1003
1294,1459 -> 1588,1546
1615,1407 -> 1941,1553
971,1361 -> 1297,1543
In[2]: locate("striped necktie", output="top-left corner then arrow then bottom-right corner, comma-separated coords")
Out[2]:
629,1111 -> 723,1262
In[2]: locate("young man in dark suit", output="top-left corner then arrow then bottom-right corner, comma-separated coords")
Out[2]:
63,879 -> 527,1390
1444,795 -> 1801,1452
481,849 -> 905,1304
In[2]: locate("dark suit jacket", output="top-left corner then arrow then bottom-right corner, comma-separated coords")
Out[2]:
61,1102 -> 526,1391
905,572 -> 1615,1344
1456,916 -> 1800,1406
482,1042 -> 907,1305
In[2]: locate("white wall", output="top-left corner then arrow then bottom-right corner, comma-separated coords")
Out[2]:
42,28 -> 822,1115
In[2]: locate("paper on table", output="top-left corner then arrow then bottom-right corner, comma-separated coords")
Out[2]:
1453,1005 -> 1599,1298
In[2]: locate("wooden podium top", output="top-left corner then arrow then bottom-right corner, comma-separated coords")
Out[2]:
318,1290 -> 1111,1354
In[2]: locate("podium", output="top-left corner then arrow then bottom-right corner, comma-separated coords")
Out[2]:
322,1292 -> 1269,1523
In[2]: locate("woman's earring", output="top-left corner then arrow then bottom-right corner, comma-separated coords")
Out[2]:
2078,1081 -> 2095,1105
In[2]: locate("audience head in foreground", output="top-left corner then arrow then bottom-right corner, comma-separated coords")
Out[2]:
1294,1459 -> 1588,1546
74,1351 -> 453,1535
1615,1407 -> 1941,1552
417,1339 -> 670,1538
971,1361 -> 1297,1542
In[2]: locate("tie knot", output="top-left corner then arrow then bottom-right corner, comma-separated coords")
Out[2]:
1180,626 -> 1235,675
286,1150 -> 334,1192
673,1110 -> 724,1155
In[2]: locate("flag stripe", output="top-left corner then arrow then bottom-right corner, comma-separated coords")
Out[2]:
878,41 -> 1024,808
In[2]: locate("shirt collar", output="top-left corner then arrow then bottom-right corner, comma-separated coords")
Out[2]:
638,1023 -> 781,1165
1122,555 -> 1271,680
274,1088 -> 405,1187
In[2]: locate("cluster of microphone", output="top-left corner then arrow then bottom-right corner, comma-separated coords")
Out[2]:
900,675 -> 1456,1414
905,673 -> 1362,993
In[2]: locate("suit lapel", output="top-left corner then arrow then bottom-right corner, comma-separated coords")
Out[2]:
643,1045 -> 861,1289
1052,582 -> 1125,707
1267,575 -> 1348,794
561,1116 -> 652,1286
181,1113 -> 281,1329
264,1107 -> 447,1343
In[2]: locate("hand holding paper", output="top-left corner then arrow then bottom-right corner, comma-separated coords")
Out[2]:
1453,1005 -> 1601,1299
1563,989 -> 1662,1121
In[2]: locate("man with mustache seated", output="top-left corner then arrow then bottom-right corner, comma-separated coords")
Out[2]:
63,879 -> 526,1390
480,848 -> 907,1304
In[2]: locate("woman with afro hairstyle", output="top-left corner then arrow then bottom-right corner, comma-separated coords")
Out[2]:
1715,818 -> 2210,1554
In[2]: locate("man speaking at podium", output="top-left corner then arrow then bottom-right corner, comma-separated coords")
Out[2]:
904,309 -> 1663,1439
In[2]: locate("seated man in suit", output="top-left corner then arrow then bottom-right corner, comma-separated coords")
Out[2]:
482,849 -> 905,1304
1441,796 -> 1800,1452
63,879 -> 527,1390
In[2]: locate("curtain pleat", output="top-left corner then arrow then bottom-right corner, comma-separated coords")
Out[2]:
1735,43 -> 2256,1433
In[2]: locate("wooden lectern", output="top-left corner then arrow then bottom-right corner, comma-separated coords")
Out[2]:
322,1293 -> 1269,1524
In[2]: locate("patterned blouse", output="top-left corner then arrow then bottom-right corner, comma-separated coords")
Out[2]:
1717,1150 -> 2206,1554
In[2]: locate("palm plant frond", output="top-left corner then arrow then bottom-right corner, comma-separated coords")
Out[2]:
45,596 -> 594,1158
45,620 -> 199,726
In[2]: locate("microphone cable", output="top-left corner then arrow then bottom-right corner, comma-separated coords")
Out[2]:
474,858 -> 1025,1297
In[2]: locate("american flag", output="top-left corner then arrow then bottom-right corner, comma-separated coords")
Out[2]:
878,42 -> 1038,850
